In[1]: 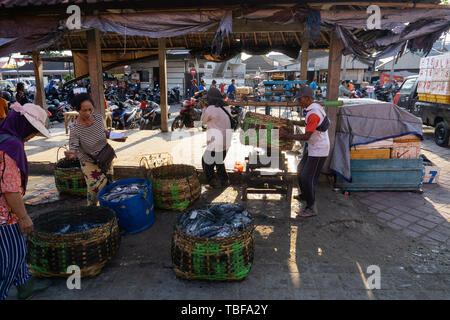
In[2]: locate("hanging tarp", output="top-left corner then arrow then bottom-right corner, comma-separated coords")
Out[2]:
0,10 -> 232,57
82,10 -> 232,39
323,8 -> 450,61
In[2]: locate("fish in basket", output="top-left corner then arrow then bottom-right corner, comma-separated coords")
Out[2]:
26,206 -> 121,278
171,203 -> 255,281
240,112 -> 295,151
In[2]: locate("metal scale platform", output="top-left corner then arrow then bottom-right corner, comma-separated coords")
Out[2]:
241,148 -> 295,205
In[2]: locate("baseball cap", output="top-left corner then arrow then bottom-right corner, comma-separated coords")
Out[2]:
294,86 -> 314,99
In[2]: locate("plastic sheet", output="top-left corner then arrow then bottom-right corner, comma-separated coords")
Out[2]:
177,203 -> 253,239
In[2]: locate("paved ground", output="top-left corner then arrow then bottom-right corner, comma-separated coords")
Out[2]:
353,126 -> 450,247
4,118 -> 449,300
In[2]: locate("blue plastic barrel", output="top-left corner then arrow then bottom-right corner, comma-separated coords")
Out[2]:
98,178 -> 155,235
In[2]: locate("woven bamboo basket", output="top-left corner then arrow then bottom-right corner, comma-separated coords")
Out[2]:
148,164 -> 201,211
240,111 -> 295,151
171,225 -> 255,281
54,147 -> 87,197
139,152 -> 173,169
26,206 -> 121,278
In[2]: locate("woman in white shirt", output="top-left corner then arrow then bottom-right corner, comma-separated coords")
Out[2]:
200,88 -> 232,189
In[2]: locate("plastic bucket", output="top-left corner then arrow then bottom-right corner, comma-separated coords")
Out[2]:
98,178 -> 155,235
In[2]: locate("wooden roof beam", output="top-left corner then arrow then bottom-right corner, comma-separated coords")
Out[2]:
280,32 -> 286,46
205,20 -> 305,33
309,2 -> 449,9
145,37 -> 152,48
294,32 -> 301,46
320,31 -> 330,45
267,32 -> 272,47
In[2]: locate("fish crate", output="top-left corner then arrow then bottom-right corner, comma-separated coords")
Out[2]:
352,139 -> 393,150
335,158 -> 424,191
171,204 -> 255,281
148,164 -> 201,211
421,155 -> 440,184
54,148 -> 87,197
240,111 -> 295,151
350,148 -> 391,159
26,206 -> 121,278
391,141 -> 422,159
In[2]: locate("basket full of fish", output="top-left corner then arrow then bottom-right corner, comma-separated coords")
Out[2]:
171,203 -> 255,281
26,206 -> 120,278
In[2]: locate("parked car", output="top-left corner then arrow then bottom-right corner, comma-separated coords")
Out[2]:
395,75 -> 450,147
394,75 -> 418,109
0,80 -> 15,92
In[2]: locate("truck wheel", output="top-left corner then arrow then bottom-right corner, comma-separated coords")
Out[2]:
435,121 -> 450,147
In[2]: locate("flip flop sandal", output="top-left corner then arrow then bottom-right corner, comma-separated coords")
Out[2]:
296,209 -> 317,218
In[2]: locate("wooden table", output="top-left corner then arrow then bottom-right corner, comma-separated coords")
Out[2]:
63,111 -> 79,134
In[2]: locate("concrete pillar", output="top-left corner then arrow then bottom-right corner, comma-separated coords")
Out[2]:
87,29 -> 105,118
158,38 -> 169,132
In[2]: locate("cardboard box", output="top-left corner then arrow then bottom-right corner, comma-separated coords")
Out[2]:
352,139 -> 393,150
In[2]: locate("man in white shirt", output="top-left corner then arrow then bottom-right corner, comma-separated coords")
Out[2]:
201,88 -> 232,189
279,86 -> 330,217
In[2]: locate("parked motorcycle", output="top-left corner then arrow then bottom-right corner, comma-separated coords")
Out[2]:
111,102 -> 141,129
171,98 -> 204,131
46,99 -> 64,122
375,86 -> 391,102
139,101 -> 160,130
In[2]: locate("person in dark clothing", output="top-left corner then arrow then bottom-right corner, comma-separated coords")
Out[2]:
15,83 -> 29,106
189,79 -> 199,98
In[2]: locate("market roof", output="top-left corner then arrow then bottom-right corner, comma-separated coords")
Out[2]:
0,0 -> 444,9
0,1 -> 448,64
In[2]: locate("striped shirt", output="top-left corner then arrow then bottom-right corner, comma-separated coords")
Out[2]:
69,114 -> 107,163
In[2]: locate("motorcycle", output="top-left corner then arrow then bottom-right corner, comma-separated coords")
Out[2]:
46,99 -> 65,122
168,86 -> 181,104
111,102 -> 141,130
139,101 -> 161,130
375,85 -> 391,102
229,105 -> 245,128
171,98 -> 204,131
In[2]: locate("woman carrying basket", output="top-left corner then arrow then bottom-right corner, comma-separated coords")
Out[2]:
0,102 -> 52,300
66,93 -> 127,206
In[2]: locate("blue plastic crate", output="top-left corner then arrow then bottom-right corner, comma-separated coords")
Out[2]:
335,158 -> 424,191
